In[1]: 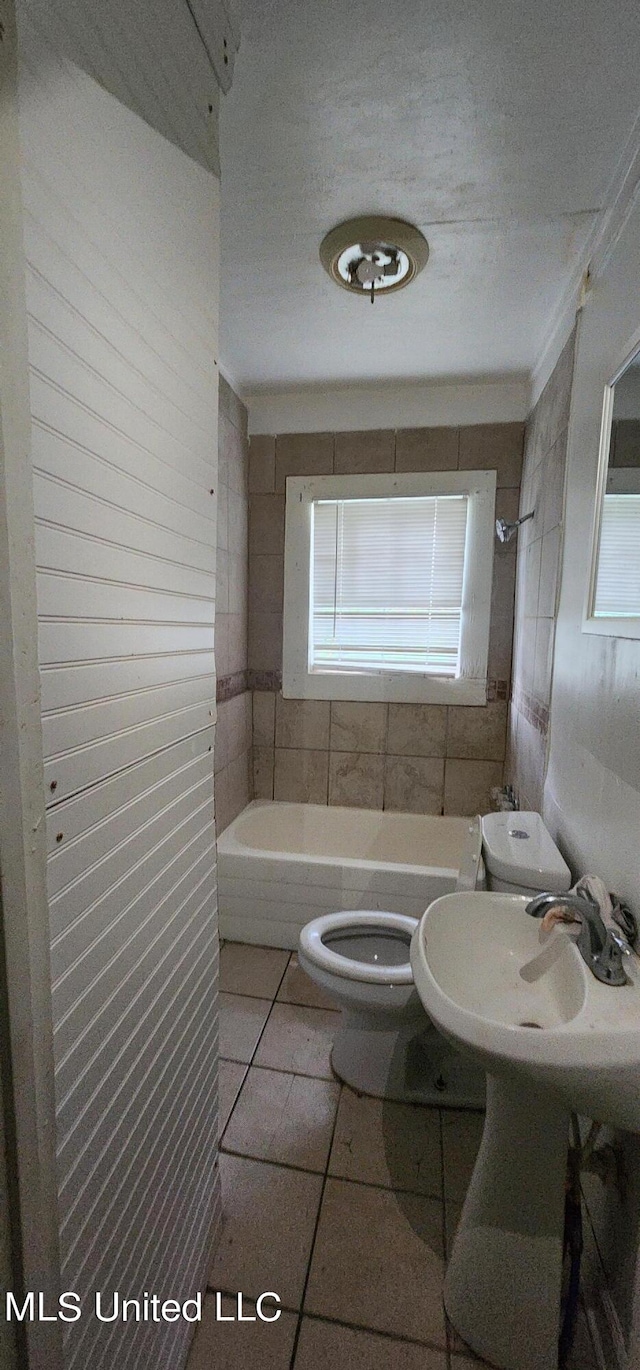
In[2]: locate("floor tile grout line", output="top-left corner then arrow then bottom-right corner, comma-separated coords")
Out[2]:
219,952 -> 293,1150
287,1082 -> 344,1370
217,1142 -> 444,1201
202,1286 -> 453,1357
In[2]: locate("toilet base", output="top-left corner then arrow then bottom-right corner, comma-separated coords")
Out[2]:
331,1017 -> 486,1109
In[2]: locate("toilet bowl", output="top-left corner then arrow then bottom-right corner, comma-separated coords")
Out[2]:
299,909 -> 484,1106
299,811 -> 572,1107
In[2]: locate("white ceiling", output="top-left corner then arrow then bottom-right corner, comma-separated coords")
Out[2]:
219,0 -> 640,395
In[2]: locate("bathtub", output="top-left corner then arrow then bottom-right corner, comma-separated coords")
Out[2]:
217,800 -> 482,949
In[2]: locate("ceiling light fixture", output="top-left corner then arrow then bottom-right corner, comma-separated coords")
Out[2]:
320,216 -> 429,303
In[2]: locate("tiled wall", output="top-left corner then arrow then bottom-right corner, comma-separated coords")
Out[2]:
506,330 -> 576,809
248,423 -> 524,817
214,377 -> 252,833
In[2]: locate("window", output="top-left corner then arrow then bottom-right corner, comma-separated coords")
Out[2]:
283,470 -> 496,705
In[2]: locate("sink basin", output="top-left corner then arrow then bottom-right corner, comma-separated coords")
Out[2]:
411,891 -> 640,1130
410,892 -> 640,1370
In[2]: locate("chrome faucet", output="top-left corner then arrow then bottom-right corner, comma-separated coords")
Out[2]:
525,892 -> 630,987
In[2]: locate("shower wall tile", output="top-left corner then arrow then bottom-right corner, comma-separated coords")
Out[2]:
506,327 -> 576,810
446,702 -> 508,761
328,752 -> 385,810
253,692 -> 276,747
249,494 -> 285,556
215,379 -> 251,834
249,434 -> 276,493
274,748 -> 329,804
246,418 -> 529,817
458,422 -> 524,487
253,747 -> 275,801
334,430 -> 395,474
276,697 -> 331,750
329,702 -> 388,754
395,427 -> 459,471
386,704 -> 447,758
443,759 -> 504,816
275,432 -> 334,492
383,756 -> 445,814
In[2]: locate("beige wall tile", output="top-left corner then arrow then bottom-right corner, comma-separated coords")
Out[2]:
228,488 -> 248,560
458,422 -> 524,487
387,703 -> 446,757
334,430 -> 395,473
215,612 -> 230,676
395,427 -> 458,471
533,617 -> 554,707
275,432 -> 334,492
328,752 -> 385,809
220,411 -> 248,496
225,750 -> 251,823
219,374 -> 248,434
248,611 -> 282,672
216,547 -> 229,614
227,608 -> 248,674
488,604 -> 515,681
249,494 -> 285,556
384,755 -> 444,814
329,701 -> 387,753
276,696 -> 331,749
537,527 -> 560,618
274,748 -> 329,803
541,431 -> 568,535
446,702 -> 508,761
253,691 -> 276,746
253,746 -> 274,799
248,553 -> 284,616
228,551 -> 248,616
217,478 -> 228,551
223,691 -> 252,762
249,434 -> 276,493
443,759 -> 504,816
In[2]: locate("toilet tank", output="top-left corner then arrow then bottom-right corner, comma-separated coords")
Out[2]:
481,812 -> 571,896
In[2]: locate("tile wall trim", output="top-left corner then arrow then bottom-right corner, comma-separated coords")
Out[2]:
217,670 -> 249,704
511,686 -> 549,737
248,672 -> 509,701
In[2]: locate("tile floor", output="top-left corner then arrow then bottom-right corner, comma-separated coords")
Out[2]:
187,942 -> 600,1370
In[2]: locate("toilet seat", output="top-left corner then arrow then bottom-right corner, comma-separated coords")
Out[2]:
298,910 -> 418,985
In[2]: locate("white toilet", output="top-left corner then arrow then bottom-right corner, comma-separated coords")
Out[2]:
298,811 -> 571,1105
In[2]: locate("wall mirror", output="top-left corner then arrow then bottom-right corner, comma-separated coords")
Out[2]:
586,340 -> 640,636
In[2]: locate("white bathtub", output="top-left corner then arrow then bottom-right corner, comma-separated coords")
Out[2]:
217,800 -> 482,949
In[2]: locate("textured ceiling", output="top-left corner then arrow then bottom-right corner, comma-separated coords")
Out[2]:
219,0 -> 640,392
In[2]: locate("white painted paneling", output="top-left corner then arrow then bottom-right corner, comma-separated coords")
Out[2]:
17,0 -> 226,173
18,29 -> 221,1370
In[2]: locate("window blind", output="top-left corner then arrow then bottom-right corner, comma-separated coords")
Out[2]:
311,494 -> 469,676
594,494 -> 640,616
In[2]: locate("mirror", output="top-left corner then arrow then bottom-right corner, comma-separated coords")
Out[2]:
589,345 -> 640,624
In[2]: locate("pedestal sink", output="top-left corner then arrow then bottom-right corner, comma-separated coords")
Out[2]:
410,892 -> 640,1370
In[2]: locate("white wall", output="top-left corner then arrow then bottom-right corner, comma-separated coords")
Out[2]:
246,375 -> 529,435
17,26 -> 221,1370
543,189 -> 640,1357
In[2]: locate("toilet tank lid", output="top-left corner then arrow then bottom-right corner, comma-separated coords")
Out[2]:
481,811 -> 571,891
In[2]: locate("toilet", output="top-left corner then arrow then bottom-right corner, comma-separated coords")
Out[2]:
298,811 -> 571,1106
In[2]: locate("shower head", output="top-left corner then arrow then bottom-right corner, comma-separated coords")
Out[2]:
496,511 -> 535,544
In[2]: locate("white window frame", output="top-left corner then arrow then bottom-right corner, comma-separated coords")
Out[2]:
282,470 -> 496,705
